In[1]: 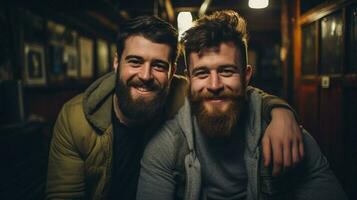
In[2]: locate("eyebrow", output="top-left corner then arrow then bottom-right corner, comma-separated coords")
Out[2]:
218,64 -> 240,71
191,66 -> 208,75
152,59 -> 170,67
191,64 -> 239,74
125,55 -> 170,66
125,55 -> 143,60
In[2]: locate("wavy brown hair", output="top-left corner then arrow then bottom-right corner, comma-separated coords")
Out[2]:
182,10 -> 249,72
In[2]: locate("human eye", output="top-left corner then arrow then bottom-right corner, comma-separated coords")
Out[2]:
219,67 -> 238,77
127,58 -> 142,67
192,69 -> 209,79
152,62 -> 169,72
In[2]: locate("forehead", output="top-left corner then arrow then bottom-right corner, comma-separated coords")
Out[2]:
122,35 -> 171,61
188,42 -> 241,69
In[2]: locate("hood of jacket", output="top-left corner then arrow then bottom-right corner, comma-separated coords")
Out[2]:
82,72 -> 117,133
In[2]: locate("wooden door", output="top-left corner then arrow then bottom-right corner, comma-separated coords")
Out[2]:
287,0 -> 357,199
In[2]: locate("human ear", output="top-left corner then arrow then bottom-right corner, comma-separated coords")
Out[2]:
245,65 -> 253,84
113,52 -> 119,71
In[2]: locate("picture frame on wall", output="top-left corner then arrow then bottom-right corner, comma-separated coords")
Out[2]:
97,39 -> 109,76
48,43 -> 65,82
79,36 -> 94,78
47,20 -> 66,44
24,43 -> 46,85
64,46 -> 79,77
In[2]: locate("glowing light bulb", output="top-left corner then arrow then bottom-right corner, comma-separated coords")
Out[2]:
249,0 -> 269,9
177,12 -> 193,40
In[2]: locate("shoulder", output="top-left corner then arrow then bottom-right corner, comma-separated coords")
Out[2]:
143,118 -> 186,167
146,118 -> 182,154
61,94 -> 84,118
59,94 -> 92,134
53,93 -> 97,158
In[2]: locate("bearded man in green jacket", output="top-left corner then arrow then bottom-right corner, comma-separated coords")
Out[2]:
46,15 -> 303,200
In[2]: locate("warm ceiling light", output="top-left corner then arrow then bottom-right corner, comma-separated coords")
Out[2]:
248,0 -> 269,9
177,12 -> 193,40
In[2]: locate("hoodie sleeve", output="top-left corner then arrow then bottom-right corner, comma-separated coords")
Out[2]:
247,86 -> 299,123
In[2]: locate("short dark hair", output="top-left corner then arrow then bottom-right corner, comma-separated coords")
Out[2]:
116,16 -> 178,64
182,10 -> 248,71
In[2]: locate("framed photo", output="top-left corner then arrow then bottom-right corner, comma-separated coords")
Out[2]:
49,43 -> 65,81
97,39 -> 109,76
47,20 -> 66,44
24,43 -> 46,85
64,46 -> 79,77
79,36 -> 94,78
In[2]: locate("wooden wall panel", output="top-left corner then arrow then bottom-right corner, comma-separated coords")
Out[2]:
319,84 -> 344,171
343,88 -> 357,199
297,82 -> 320,141
24,89 -> 82,124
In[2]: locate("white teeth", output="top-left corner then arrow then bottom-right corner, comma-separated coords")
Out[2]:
136,87 -> 149,92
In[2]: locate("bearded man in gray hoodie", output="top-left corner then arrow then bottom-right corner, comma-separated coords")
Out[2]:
137,10 -> 347,200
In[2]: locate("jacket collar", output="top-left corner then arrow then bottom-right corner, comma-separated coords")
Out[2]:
83,72 -> 116,133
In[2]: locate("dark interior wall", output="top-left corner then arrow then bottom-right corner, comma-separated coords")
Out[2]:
0,4 -> 118,124
291,0 -> 357,199
0,4 -> 118,199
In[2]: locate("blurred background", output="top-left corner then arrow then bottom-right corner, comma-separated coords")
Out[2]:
0,0 -> 356,199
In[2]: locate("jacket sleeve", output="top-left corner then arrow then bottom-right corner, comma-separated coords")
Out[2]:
46,105 -> 86,199
291,130 -> 347,200
137,125 -> 178,200
249,86 -> 299,123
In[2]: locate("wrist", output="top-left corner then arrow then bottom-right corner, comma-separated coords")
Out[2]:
271,107 -> 293,118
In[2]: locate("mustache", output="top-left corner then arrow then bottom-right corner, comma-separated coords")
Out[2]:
127,78 -> 161,91
191,91 -> 239,101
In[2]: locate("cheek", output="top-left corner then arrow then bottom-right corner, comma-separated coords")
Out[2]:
190,79 -> 206,94
154,72 -> 170,87
222,77 -> 243,92
119,65 -> 136,82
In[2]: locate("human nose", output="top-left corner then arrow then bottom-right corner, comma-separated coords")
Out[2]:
207,71 -> 224,94
138,63 -> 153,81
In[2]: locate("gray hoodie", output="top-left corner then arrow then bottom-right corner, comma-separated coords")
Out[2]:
137,87 -> 347,200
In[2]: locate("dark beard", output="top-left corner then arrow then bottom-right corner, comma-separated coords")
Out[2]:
115,73 -> 169,123
189,89 -> 245,138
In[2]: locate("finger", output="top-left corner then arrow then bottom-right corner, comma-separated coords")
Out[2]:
292,140 -> 299,166
262,137 -> 271,167
299,140 -> 305,160
272,143 -> 283,176
283,140 -> 292,168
